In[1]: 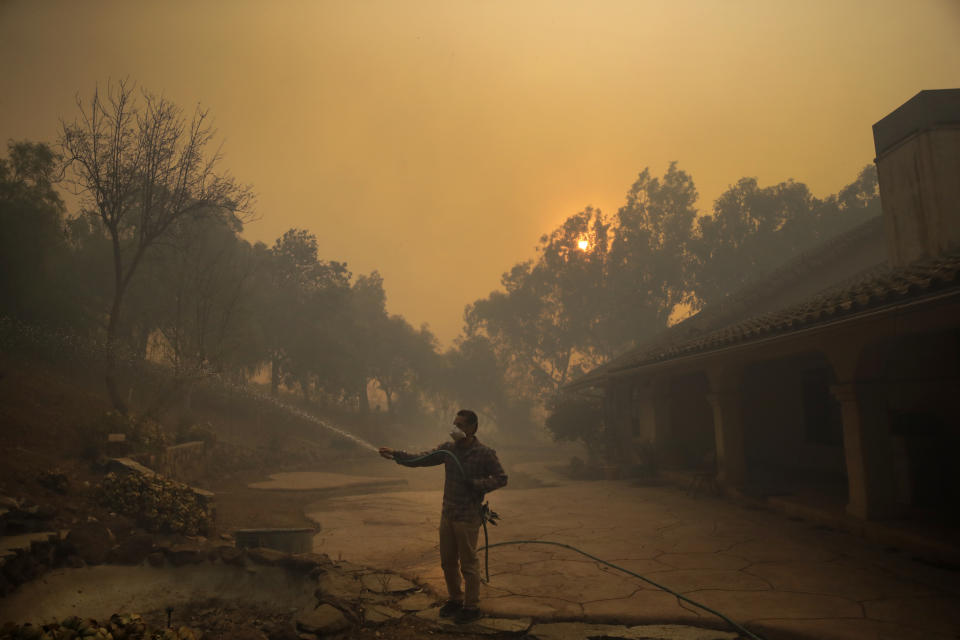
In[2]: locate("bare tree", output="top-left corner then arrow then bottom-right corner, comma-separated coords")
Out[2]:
60,79 -> 253,412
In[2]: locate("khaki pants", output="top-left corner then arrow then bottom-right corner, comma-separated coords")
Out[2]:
439,516 -> 481,607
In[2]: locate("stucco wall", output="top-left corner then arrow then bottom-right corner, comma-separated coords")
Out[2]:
877,127 -> 960,266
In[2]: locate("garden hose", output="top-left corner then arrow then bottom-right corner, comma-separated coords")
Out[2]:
391,448 -> 766,640
478,539 -> 765,640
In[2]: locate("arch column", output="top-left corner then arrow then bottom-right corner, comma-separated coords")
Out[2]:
831,383 -> 873,519
827,336 -> 899,520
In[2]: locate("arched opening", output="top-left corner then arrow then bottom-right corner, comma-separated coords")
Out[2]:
741,352 -> 846,498
662,372 -> 715,471
856,328 -> 960,523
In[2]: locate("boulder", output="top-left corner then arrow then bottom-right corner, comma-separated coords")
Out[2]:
316,570 -> 363,600
65,522 -> 114,565
280,552 -> 331,573
296,604 -> 350,635
247,547 -> 287,566
218,545 -> 245,566
364,604 -> 404,624
397,592 -> 436,612
166,543 -> 206,566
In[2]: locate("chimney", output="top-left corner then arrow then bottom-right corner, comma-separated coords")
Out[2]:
872,89 -> 960,267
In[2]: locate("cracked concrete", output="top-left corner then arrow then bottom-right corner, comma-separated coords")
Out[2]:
298,470 -> 960,640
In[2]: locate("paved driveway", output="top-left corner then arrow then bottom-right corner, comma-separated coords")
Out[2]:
306,474 -> 960,640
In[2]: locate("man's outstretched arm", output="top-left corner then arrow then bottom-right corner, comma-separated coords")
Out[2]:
379,444 -> 448,467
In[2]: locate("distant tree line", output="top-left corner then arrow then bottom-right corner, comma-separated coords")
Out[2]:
0,80 -> 881,441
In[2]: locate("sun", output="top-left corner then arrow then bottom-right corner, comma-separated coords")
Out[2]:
577,238 -> 590,251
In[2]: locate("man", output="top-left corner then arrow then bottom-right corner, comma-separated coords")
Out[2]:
378,409 -> 507,624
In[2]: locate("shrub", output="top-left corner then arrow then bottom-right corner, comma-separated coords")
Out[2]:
95,472 -> 212,536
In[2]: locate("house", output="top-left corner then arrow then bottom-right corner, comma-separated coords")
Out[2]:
565,89 -> 960,523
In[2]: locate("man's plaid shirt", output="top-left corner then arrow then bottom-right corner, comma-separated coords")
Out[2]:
394,439 -> 507,522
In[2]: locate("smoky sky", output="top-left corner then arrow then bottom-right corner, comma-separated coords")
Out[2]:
1,0 -> 958,345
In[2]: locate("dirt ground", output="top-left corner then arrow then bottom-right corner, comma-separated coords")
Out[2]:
0,355 -> 521,639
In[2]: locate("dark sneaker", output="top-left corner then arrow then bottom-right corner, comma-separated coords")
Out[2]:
438,600 -> 463,618
454,607 -> 482,625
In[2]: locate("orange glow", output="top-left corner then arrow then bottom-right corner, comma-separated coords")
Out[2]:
1,1 -> 958,347
577,238 -> 590,251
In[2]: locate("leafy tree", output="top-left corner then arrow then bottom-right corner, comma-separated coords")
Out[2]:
371,315 -> 438,414
467,206 -> 611,398
260,228 -> 350,401
59,79 -> 253,411
135,213 -> 261,377
439,334 -> 537,438
0,141 -> 78,325
690,165 -> 880,306
344,271 -> 389,412
605,162 -> 699,349
544,393 -> 604,461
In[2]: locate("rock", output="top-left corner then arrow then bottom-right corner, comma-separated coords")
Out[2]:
360,572 -> 417,594
397,592 -> 436,611
280,552 -> 330,573
65,522 -> 113,565
268,624 -> 300,640
364,604 -> 404,624
219,545 -> 245,566
110,532 -> 155,565
167,543 -> 206,566
317,570 -> 363,600
247,547 -> 287,565
296,604 -> 350,635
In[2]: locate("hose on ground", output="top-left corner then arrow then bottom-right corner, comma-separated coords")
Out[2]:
478,539 -> 765,640
391,448 -> 766,640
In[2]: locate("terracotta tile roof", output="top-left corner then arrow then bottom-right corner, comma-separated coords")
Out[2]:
603,249 -> 960,376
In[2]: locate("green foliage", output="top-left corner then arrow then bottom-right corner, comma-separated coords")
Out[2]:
467,206 -> 611,398
690,165 -> 880,307
95,471 -> 212,536
78,411 -> 167,459
0,141 -> 87,328
606,163 -> 699,348
174,420 -> 217,447
544,394 -> 604,450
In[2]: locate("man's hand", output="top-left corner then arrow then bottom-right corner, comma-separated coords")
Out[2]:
378,447 -> 395,460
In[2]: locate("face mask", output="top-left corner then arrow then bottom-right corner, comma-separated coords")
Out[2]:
450,428 -> 466,441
